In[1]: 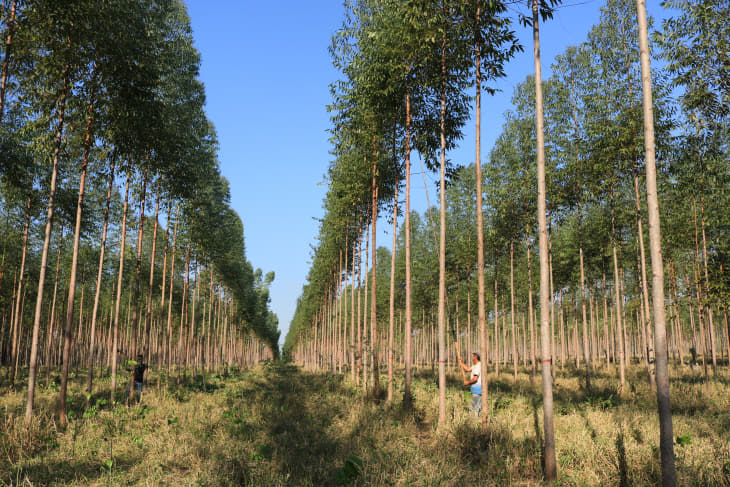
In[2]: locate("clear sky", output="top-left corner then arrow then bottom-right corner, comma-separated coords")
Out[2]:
184,0 -> 670,347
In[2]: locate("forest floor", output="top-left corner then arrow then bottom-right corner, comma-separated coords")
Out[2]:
1,361 -> 729,486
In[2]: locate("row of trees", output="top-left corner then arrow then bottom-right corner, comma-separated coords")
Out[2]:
285,0 -> 728,484
0,0 -> 279,425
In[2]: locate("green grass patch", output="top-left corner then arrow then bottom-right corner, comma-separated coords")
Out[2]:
1,363 -> 729,485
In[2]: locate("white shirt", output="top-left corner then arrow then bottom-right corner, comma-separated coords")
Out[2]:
471,361 -> 481,387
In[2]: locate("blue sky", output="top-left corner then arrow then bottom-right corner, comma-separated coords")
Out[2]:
184,0 -> 669,347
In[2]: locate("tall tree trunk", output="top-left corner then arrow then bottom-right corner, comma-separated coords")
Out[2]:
165,206 -> 179,374
45,225 -> 64,386
698,194 -> 716,373
527,233 -> 536,383
634,164 -> 656,391
362,220 -> 369,391
128,167 -> 148,401
510,239 -> 517,383
0,0 -> 17,122
55,62 -> 96,422
371,160 -> 380,397
338,251 -> 343,374
570,64 -> 590,388
351,228 -> 357,383
144,188 -> 161,361
110,171 -> 131,402
437,29 -> 448,426
87,160 -> 115,399
474,5 -> 488,420
494,257 -> 499,377
9,196 -> 30,388
636,1 -> 675,483
611,185 -> 627,396
578,195 -> 591,389
356,225 -> 362,385
403,89 -> 413,410
532,0 -> 556,479
27,60 -> 70,421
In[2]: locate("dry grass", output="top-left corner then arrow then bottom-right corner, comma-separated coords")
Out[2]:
1,362 -> 729,486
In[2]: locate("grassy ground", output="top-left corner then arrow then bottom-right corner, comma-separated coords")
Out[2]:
1,362 -> 729,486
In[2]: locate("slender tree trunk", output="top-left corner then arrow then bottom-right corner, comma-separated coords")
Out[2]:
356,226 -> 362,385
128,167 -> 148,400
56,62 -> 97,419
0,0 -> 17,122
403,89 -> 413,410
87,160 -> 115,399
337,251 -> 343,374
27,60 -> 70,421
166,206 -> 179,374
111,171 -> 131,402
611,185 -> 627,396
437,29 -> 448,425
45,226 -> 64,386
144,188 -> 161,361
634,164 -> 656,390
351,228 -> 357,383
362,221 -> 369,391
532,0 -> 556,478
388,181 -> 399,403
636,2 -> 675,483
9,196 -> 30,388
494,260 -> 499,377
510,240 -> 517,383
698,195 -> 716,373
371,160 -> 380,397
578,201 -> 591,390
474,5 -> 488,420
527,233 -> 536,383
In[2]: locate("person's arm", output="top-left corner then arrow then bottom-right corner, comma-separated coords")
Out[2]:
464,374 -> 478,387
457,356 -> 472,373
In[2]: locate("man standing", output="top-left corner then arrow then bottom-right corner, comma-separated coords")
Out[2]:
132,354 -> 147,401
458,351 -> 482,416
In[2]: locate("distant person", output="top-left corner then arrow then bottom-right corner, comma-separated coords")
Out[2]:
458,351 -> 482,416
132,354 -> 147,401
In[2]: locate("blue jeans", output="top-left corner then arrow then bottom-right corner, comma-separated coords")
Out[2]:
470,393 -> 482,416
134,381 -> 143,399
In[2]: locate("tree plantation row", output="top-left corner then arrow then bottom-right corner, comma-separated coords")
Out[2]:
284,0 -> 728,485
291,164 -> 729,382
0,0 -> 279,427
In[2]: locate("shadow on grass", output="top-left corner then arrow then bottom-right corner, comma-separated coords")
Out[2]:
8,454 -> 141,486
217,363 -> 348,485
448,418 -> 543,484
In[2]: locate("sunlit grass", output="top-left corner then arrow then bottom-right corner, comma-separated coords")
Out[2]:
1,362 -> 729,486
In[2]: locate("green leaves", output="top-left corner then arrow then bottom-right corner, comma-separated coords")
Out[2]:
335,455 -> 363,485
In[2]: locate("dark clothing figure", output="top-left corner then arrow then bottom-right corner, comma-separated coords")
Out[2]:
132,358 -> 147,401
134,362 -> 147,384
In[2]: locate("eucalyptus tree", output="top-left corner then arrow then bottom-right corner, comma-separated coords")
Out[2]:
576,0 -> 675,390
0,0 -> 18,122
658,0 -> 730,368
421,0 -> 472,425
636,0 -> 675,482
522,0 -> 563,480
550,45 -> 596,387
458,0 -> 521,419
20,0 -> 97,422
